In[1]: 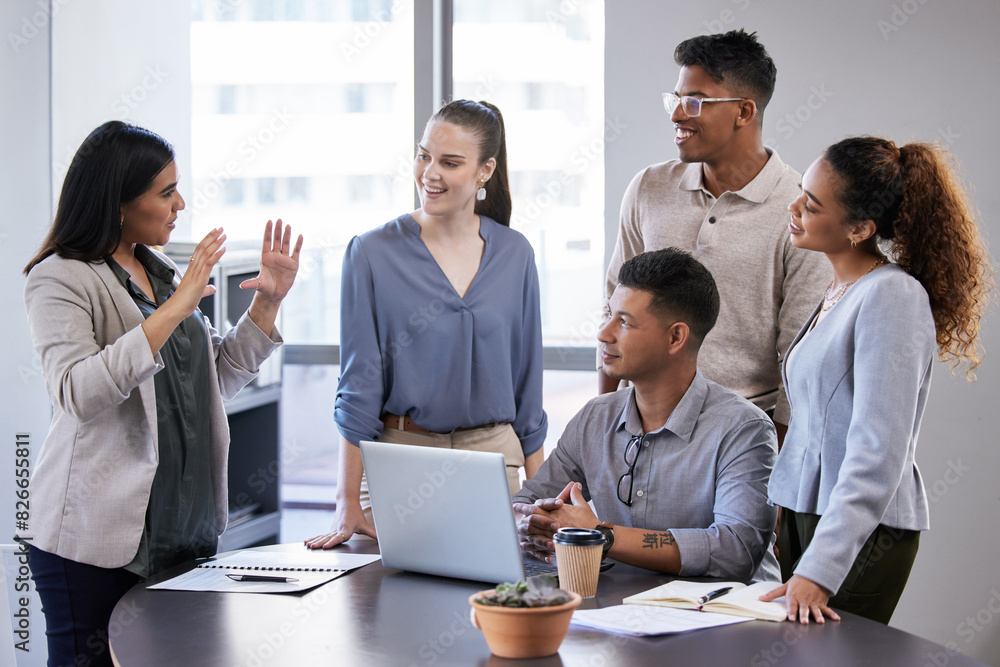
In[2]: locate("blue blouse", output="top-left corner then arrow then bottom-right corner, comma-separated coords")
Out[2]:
334,214 -> 548,455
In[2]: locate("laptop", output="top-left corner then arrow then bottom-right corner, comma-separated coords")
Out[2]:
359,440 -> 559,583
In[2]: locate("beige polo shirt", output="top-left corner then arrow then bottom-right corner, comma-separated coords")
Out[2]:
604,150 -> 832,424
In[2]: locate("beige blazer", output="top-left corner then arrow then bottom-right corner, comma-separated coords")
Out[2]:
23,249 -> 281,568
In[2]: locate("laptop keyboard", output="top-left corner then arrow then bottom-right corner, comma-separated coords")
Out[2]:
522,558 -> 558,577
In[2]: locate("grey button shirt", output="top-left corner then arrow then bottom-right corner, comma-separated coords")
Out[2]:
514,372 -> 780,583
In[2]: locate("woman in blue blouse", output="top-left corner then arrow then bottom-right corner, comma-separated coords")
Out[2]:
307,100 -> 548,548
760,137 -> 991,624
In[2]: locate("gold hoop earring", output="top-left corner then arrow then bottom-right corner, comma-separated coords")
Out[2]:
851,240 -> 857,250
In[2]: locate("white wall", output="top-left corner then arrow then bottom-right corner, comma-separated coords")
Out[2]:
606,1 -> 1000,663
50,1 -> 192,211
1,0 -> 54,664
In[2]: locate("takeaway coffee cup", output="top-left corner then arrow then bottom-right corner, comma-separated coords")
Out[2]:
553,527 -> 605,598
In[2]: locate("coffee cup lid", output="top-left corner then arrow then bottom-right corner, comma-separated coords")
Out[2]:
553,527 -> 606,546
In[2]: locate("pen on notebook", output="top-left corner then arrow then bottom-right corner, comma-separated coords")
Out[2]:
697,586 -> 732,605
226,574 -> 299,583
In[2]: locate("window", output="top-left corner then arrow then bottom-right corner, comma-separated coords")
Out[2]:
190,3 -> 414,344
223,178 -> 244,206
257,177 -> 277,204
453,0 -> 606,348
190,1 -> 605,351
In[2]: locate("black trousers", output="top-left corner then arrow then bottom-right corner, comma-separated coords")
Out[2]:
27,544 -> 142,667
778,508 -> 920,624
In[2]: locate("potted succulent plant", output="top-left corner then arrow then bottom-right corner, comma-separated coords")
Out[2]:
469,574 -> 583,659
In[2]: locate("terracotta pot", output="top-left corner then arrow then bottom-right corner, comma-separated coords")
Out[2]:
468,590 -> 583,659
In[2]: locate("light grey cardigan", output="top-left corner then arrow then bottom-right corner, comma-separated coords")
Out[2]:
23,249 -> 281,568
768,263 -> 932,594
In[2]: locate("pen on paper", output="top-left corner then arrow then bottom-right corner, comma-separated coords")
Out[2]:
697,586 -> 732,605
226,574 -> 299,583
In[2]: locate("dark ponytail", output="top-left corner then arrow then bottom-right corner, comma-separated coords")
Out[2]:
430,99 -> 511,226
824,136 -> 992,375
25,121 -> 175,274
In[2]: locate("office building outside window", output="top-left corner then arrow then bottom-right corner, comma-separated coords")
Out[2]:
190,0 -> 415,344
454,0 -> 606,348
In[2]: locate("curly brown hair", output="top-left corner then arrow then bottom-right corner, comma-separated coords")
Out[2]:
824,136 -> 993,378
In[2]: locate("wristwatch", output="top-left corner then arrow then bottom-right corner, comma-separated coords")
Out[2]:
595,521 -> 615,559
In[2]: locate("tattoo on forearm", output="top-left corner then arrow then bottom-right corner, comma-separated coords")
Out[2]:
641,531 -> 675,549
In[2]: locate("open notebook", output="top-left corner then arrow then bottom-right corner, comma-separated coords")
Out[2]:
149,548 -> 381,593
623,580 -> 787,622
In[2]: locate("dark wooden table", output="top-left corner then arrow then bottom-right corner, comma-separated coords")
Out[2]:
109,541 -> 985,666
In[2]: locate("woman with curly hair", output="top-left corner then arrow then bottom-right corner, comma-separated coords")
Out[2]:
760,136 -> 992,624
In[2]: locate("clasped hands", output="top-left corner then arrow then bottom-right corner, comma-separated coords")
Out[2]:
512,481 -> 595,562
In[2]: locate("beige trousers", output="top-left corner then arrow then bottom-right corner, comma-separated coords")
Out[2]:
359,422 -> 524,526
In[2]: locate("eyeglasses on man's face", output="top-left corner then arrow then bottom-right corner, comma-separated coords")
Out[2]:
617,434 -> 643,506
662,92 -> 745,117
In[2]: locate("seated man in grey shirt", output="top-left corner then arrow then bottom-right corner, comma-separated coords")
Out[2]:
514,248 -> 779,582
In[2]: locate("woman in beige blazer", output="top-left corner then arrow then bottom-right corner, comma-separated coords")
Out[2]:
22,121 -> 302,666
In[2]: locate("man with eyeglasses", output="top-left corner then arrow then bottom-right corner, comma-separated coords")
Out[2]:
600,30 -> 830,445
514,248 -> 779,581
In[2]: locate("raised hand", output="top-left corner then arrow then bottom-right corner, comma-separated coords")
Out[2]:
175,227 -> 226,315
240,219 -> 304,303
241,219 -> 304,335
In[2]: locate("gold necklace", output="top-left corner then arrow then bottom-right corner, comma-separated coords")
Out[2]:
821,257 -> 887,312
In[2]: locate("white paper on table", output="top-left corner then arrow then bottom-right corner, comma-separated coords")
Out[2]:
571,604 -> 753,636
148,549 -> 382,593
